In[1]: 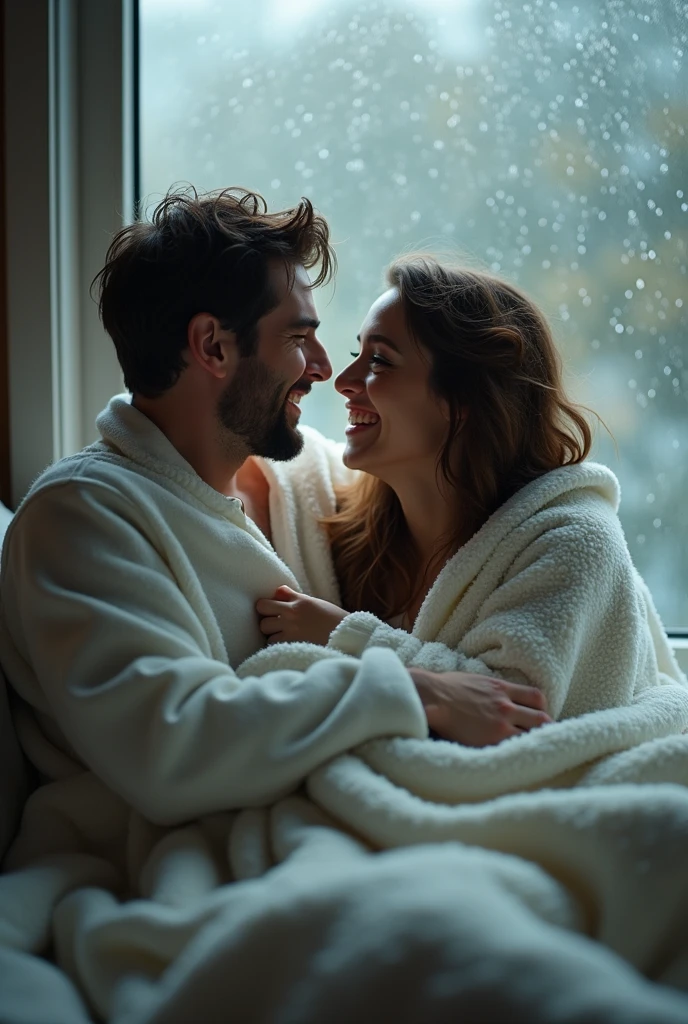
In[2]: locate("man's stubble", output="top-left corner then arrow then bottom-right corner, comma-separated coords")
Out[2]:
217,355 -> 306,462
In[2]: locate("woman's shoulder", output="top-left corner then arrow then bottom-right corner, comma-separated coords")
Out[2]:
526,461 -> 620,516
513,464 -> 630,570
532,463 -> 623,532
480,460 -> 620,544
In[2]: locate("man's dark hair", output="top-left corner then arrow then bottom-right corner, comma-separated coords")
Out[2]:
92,186 -> 336,397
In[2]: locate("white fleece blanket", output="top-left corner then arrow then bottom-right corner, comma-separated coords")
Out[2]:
2,419 -> 688,1022
3,753 -> 688,1023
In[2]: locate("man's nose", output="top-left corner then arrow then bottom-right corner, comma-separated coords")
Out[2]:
304,337 -> 332,382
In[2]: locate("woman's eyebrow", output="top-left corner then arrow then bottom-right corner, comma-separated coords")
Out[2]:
356,332 -> 402,353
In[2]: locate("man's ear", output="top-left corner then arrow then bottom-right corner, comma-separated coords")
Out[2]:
187,313 -> 237,380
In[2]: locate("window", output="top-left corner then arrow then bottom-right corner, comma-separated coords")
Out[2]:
140,0 -> 687,625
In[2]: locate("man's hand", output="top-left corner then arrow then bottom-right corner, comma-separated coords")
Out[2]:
408,667 -> 551,747
257,586 -> 348,646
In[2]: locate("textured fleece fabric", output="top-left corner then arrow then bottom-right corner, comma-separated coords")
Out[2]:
242,447 -> 688,797
1,394 -> 688,1024
325,460 -> 683,719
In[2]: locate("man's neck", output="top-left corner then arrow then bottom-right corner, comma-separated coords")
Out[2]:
132,391 -> 248,497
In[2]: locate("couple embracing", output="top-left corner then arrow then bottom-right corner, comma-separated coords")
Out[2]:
1,186 -> 687,1024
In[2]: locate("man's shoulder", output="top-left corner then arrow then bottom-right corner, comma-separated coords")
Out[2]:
0,451 -> 148,581
24,445 -> 143,503
8,448 -> 163,543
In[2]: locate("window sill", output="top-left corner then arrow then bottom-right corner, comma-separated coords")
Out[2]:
670,639 -> 688,676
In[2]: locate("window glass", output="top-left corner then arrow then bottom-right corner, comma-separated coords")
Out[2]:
140,0 -> 688,624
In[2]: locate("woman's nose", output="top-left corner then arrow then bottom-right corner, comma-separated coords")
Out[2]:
335,360 -> 365,396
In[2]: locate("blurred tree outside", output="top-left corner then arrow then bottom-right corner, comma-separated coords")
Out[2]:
140,0 -> 688,624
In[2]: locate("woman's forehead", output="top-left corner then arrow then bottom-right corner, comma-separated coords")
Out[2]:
361,287 -> 404,333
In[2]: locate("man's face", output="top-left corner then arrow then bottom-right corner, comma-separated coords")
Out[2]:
217,264 -> 331,460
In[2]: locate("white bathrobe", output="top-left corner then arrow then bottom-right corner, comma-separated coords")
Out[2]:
0,394 -> 426,826
324,457 -> 686,723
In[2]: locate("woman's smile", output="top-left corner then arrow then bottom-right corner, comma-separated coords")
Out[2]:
345,403 -> 381,437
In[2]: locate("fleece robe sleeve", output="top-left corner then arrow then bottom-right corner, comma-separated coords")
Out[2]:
327,511 -> 650,719
1,480 -> 426,825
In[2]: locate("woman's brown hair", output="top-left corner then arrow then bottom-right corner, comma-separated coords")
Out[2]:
324,256 -> 595,621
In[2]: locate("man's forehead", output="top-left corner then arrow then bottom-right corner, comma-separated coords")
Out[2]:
268,260 -> 310,293
260,263 -> 319,328
269,263 -> 317,313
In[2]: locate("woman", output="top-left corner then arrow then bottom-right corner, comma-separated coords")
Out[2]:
256,256 -> 683,736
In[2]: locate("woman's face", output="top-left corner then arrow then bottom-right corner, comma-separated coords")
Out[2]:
335,287 -> 451,482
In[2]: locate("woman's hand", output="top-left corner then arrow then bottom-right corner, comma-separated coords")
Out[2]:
256,586 -> 348,646
408,667 -> 552,746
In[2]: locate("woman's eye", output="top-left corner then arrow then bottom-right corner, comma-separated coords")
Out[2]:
349,348 -> 391,369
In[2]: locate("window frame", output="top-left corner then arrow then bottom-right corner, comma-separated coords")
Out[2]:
3,0 -> 133,505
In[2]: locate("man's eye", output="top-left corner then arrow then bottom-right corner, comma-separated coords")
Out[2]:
291,335 -> 307,345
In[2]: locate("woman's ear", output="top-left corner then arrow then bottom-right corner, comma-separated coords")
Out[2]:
441,399 -> 469,427
187,313 -> 237,380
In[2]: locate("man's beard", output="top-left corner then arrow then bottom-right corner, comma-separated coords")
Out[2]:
217,356 -> 306,461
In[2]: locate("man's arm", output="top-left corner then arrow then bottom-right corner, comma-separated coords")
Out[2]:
408,667 -> 549,746
0,480 -> 427,826
323,517 -> 633,719
254,588 -> 550,745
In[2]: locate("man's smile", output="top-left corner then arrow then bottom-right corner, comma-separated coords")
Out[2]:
285,379 -> 312,419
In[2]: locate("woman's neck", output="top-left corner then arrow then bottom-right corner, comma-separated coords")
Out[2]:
387,469 -> 463,566
372,467 -> 466,629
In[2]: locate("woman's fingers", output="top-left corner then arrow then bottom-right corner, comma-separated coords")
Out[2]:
259,615 -> 283,635
256,598 -> 290,616
256,586 -> 298,614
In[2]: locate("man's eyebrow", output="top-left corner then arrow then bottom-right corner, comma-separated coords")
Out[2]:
356,332 -> 402,354
288,316 -> 320,330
